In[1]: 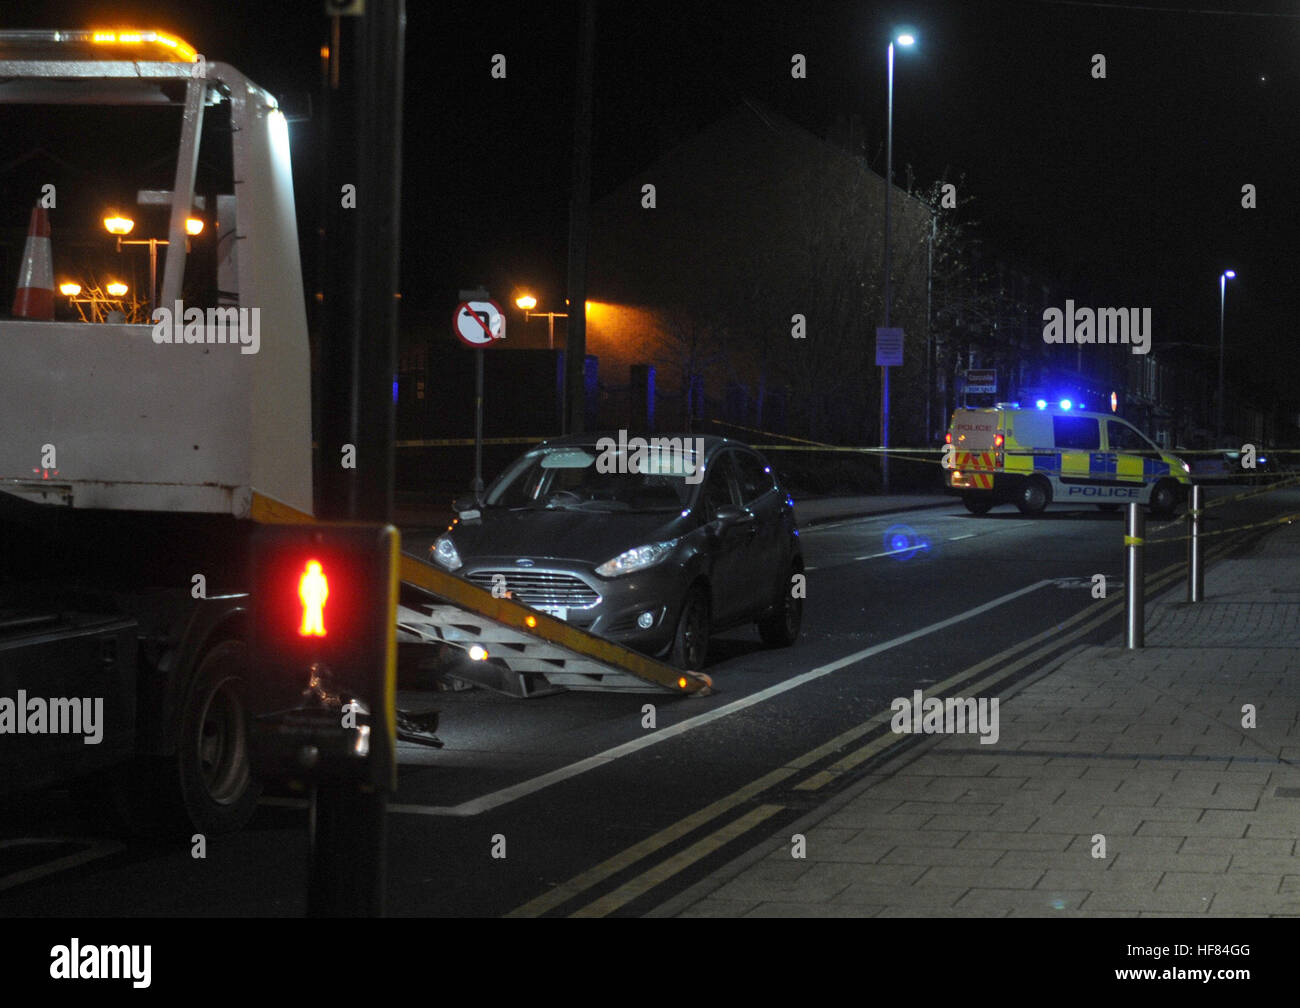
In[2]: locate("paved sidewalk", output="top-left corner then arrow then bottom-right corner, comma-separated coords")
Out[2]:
664,518 -> 1300,917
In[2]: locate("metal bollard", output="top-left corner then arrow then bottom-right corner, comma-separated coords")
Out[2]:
1125,502 -> 1144,649
1187,484 -> 1204,603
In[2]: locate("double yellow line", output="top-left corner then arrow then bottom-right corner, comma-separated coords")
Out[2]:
507,536 -> 1244,918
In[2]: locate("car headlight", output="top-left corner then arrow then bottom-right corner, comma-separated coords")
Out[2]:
1180,460 -> 1191,474
595,539 -> 678,578
432,533 -> 462,571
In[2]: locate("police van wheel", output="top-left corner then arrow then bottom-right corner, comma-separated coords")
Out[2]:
962,493 -> 993,515
1149,480 -> 1182,518
1015,478 -> 1050,515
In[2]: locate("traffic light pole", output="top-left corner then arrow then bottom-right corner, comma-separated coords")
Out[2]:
311,0 -> 405,917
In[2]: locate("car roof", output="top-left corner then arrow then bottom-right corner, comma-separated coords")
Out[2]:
534,433 -> 740,452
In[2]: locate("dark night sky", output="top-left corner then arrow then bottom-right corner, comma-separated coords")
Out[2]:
9,0 -> 1299,398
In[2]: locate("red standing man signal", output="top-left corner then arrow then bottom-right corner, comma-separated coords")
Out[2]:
298,559 -> 329,637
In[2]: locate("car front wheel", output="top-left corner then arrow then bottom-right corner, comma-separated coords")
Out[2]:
670,585 -> 711,671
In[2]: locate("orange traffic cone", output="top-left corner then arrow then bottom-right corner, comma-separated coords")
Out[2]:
12,205 -> 54,320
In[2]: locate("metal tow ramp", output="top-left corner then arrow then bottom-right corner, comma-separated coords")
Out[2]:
398,555 -> 712,697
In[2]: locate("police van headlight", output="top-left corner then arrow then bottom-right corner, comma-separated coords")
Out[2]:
1179,460 -> 1191,474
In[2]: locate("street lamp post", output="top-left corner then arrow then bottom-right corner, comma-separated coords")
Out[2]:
515,294 -> 568,351
105,213 -> 203,317
1217,269 -> 1235,444
880,31 -> 914,494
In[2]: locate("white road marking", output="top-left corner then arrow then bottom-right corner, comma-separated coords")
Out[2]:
947,533 -> 977,541
0,838 -> 124,892
389,579 -> 1055,817
802,506 -> 949,534
852,544 -> 928,560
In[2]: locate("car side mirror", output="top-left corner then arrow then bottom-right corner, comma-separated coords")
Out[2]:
452,494 -> 480,515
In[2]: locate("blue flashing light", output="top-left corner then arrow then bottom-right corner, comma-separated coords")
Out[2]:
1059,399 -> 1072,411
1035,399 -> 1047,410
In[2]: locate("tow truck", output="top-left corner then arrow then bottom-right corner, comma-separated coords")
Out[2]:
0,30 -> 708,838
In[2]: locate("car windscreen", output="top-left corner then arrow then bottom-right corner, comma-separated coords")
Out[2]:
485,445 -> 697,512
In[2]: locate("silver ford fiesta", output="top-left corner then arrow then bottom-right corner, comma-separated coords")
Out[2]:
430,434 -> 803,671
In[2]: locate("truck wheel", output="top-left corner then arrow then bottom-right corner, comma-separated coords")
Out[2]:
1015,477 -> 1050,515
72,638 -> 260,838
962,493 -> 993,515
174,638 -> 261,835
1149,479 -> 1182,518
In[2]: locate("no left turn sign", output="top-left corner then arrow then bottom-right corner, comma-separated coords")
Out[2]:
453,300 -> 506,347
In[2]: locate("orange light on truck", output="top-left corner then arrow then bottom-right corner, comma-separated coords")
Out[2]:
298,559 -> 329,637
90,29 -> 198,62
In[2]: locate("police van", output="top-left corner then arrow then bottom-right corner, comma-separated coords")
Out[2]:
945,402 -> 1191,516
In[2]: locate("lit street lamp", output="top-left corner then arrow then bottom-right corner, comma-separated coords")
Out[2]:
516,292 -> 567,350
105,211 -> 204,315
879,29 -> 915,493
1217,269 -> 1235,444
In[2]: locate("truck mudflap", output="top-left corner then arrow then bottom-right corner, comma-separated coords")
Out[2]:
397,555 -> 712,696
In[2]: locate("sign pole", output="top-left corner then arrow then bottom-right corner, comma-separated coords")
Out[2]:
452,292 -> 504,504
473,347 -> 485,501
875,327 -> 903,495
881,364 -> 890,493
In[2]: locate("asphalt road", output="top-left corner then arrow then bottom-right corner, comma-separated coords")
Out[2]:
0,484 -> 1291,917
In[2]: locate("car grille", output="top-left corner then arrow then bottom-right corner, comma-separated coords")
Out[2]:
465,570 -> 601,610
